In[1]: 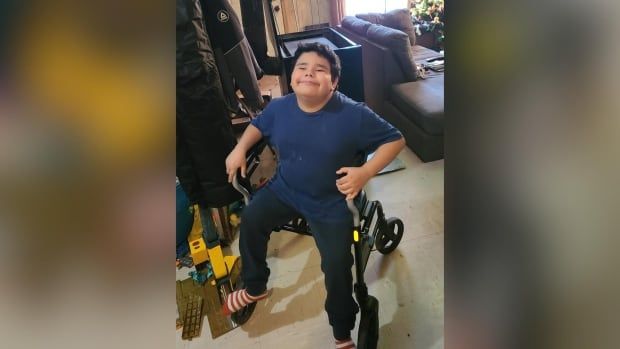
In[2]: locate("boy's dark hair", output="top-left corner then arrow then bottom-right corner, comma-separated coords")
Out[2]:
291,42 -> 341,83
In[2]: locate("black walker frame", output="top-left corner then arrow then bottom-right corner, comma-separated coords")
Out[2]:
231,141 -> 404,349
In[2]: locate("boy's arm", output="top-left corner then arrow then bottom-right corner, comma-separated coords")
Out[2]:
336,137 -> 406,200
361,137 -> 406,177
226,124 -> 263,182
235,124 -> 263,152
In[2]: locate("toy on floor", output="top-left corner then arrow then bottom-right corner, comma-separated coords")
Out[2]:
181,204 -> 257,339
181,294 -> 204,340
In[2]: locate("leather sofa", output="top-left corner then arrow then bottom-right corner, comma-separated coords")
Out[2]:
335,15 -> 444,162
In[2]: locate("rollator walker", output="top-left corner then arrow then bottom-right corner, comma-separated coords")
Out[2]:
229,141 -> 405,349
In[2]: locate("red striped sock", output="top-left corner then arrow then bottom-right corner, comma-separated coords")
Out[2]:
222,289 -> 269,316
335,338 -> 356,349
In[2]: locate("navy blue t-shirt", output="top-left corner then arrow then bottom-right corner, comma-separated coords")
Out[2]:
251,92 -> 402,222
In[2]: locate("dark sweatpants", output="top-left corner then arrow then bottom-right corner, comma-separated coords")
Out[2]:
239,187 -> 359,340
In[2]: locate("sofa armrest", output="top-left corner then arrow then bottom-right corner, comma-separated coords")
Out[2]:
335,26 -> 407,113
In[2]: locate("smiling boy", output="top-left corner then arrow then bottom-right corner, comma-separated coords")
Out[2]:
224,43 -> 405,349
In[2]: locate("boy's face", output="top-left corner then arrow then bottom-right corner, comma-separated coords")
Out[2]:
291,52 -> 338,100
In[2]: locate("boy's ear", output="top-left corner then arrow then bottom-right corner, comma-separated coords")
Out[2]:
331,78 -> 339,91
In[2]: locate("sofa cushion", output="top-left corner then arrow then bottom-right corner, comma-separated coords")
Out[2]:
382,9 -> 416,46
366,24 -> 418,81
389,75 -> 444,136
341,16 -> 372,36
355,13 -> 383,24
357,9 -> 416,46
411,45 -> 442,61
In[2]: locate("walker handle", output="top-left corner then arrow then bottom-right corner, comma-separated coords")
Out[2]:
232,173 -> 251,205
346,199 -> 360,228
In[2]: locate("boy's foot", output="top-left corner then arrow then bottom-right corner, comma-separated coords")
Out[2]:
335,338 -> 356,349
222,288 -> 270,316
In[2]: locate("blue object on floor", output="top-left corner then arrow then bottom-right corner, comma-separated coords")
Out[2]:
189,264 -> 213,285
176,181 -> 193,259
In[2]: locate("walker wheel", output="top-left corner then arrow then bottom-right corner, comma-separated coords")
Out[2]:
375,218 -> 404,254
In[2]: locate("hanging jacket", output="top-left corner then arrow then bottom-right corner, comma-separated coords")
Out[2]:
201,0 -> 264,113
176,0 -> 241,207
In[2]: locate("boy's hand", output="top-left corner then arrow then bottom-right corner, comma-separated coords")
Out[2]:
336,167 -> 372,200
225,147 -> 247,183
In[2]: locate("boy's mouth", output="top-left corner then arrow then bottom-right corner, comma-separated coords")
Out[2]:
298,80 -> 319,86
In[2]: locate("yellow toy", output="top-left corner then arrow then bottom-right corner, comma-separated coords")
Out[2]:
183,203 -> 255,338
188,204 -> 237,280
